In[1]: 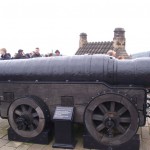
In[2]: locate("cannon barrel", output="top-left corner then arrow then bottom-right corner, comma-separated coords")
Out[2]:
0,55 -> 149,87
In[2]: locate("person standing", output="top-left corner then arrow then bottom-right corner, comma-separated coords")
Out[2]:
31,47 -> 41,58
0,48 -> 11,60
55,50 -> 62,56
14,49 -> 27,59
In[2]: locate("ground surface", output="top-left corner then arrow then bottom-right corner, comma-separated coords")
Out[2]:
0,118 -> 149,150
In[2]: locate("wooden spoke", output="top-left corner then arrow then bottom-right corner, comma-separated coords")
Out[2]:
32,112 -> 38,118
117,107 -> 127,116
33,119 -> 39,126
21,105 -> 26,112
93,114 -> 104,121
98,104 -> 108,114
28,124 -> 34,131
96,123 -> 105,132
28,107 -> 33,113
110,101 -> 115,112
14,109 -> 22,116
117,125 -> 126,133
120,117 -> 131,123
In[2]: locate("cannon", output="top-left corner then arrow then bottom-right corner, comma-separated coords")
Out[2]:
0,55 -> 149,147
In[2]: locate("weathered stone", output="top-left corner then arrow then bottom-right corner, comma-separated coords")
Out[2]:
5,141 -> 22,148
0,139 -> 9,147
2,135 -> 8,140
0,119 -> 9,128
28,144 -> 46,150
141,127 -> 150,139
0,128 -> 8,138
0,146 -> 16,150
147,118 -> 150,125
137,127 -> 142,135
16,144 -> 32,150
141,139 -> 150,150
145,121 -> 149,127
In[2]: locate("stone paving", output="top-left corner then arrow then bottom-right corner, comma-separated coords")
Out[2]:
0,118 -> 150,150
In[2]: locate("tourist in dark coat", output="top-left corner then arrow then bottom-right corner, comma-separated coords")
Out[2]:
0,48 -> 11,60
31,47 -> 41,58
14,49 -> 27,59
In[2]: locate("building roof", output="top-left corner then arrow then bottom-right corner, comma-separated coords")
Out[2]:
75,41 -> 113,55
76,28 -> 129,58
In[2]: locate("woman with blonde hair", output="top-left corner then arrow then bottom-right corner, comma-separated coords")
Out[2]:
0,48 -> 11,60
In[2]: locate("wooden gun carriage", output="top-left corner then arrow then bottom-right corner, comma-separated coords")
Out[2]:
0,55 -> 149,146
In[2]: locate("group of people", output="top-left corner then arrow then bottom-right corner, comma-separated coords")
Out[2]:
0,48 -> 62,60
106,50 -> 124,60
0,48 -> 123,60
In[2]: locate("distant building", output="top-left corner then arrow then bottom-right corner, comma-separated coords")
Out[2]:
75,28 -> 129,58
131,51 -> 150,59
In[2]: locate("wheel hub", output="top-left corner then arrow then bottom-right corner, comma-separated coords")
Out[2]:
105,118 -> 115,128
104,112 -> 119,129
16,115 -> 31,130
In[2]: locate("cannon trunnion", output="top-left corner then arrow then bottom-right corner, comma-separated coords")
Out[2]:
0,55 -> 149,147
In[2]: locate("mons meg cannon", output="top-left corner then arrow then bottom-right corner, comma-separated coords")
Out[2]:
0,55 -> 149,147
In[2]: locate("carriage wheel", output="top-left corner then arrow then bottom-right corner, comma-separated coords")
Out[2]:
8,96 -> 50,138
84,93 -> 139,146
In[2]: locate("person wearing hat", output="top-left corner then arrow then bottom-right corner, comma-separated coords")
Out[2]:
55,50 -> 62,56
0,48 -> 11,60
14,49 -> 27,59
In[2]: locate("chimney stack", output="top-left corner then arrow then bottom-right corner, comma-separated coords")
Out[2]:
113,28 -> 126,53
79,33 -> 87,48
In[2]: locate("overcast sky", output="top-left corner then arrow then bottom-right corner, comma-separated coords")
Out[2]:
0,0 -> 150,56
